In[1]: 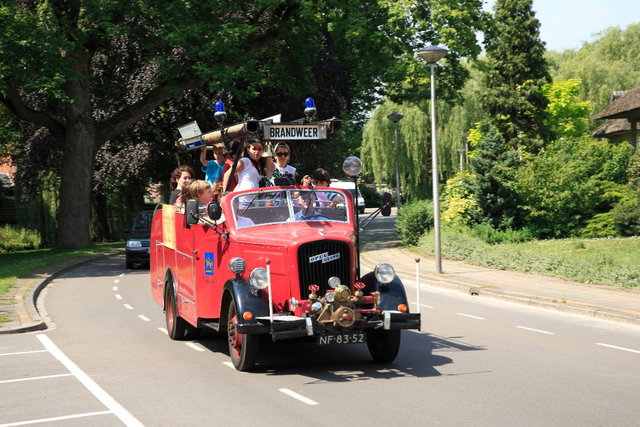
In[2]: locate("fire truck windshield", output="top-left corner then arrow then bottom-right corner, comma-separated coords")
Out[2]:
231,188 -> 350,228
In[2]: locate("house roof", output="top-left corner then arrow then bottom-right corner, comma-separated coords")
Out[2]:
593,85 -> 640,120
591,118 -> 631,137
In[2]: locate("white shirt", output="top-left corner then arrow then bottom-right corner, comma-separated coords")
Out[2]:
235,157 -> 260,192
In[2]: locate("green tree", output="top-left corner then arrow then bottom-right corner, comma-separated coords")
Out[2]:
479,0 -> 552,152
542,79 -> 591,138
0,0 -> 490,247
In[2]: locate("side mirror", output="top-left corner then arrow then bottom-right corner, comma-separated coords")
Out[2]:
381,192 -> 392,217
185,200 -> 199,226
208,202 -> 222,221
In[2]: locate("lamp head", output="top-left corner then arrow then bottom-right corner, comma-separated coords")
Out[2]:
387,112 -> 404,123
342,156 -> 362,177
416,45 -> 449,64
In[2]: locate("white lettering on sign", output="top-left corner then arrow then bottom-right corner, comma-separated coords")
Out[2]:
265,124 -> 326,140
309,252 -> 341,264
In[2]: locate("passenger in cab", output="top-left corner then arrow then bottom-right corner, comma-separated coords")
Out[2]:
295,191 -> 329,221
189,180 -> 213,218
271,142 -> 296,185
312,168 -> 343,207
223,140 -> 274,192
169,165 -> 194,205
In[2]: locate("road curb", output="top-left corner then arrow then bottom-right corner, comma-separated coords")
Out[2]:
360,248 -> 640,327
0,250 -> 124,335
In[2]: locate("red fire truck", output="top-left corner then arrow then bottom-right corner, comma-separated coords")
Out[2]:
151,115 -> 420,371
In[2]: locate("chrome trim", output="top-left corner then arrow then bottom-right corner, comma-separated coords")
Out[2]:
384,311 -> 391,330
305,317 -> 313,336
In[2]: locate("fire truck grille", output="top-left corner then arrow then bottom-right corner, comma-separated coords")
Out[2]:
298,240 -> 351,299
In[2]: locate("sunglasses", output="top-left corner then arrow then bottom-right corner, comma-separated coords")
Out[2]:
275,152 -> 289,157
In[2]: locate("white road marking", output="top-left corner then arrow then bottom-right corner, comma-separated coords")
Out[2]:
456,312 -> 485,320
222,361 -> 235,369
112,286 -> 118,291
115,294 -> 122,300
420,303 -> 434,309
279,388 -> 319,406
36,335 -> 143,427
185,343 -> 205,352
119,273 -> 125,277
596,343 -> 640,354
123,304 -> 134,310
0,411 -> 112,427
517,326 -> 555,335
138,315 -> 150,322
113,279 -> 120,284
0,350 -> 48,357
0,374 -> 72,384
158,327 -> 168,334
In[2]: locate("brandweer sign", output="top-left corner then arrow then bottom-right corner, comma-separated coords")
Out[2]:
265,124 -> 326,140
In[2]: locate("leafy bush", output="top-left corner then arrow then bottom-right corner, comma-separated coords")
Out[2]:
0,225 -> 42,252
396,200 -> 434,246
469,223 -> 536,244
418,226 -> 640,288
515,137 -> 632,238
441,171 -> 480,226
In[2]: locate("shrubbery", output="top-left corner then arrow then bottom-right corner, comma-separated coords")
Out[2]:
0,225 -> 42,252
395,200 -> 434,245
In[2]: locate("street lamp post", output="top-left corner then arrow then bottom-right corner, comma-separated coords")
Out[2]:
387,112 -> 404,210
416,45 -> 448,274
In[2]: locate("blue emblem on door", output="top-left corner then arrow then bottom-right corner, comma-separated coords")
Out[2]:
204,252 -> 214,276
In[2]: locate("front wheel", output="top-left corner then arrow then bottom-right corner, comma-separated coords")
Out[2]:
227,297 -> 259,371
366,329 -> 401,363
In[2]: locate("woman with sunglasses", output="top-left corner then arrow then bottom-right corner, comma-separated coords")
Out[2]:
271,142 -> 296,185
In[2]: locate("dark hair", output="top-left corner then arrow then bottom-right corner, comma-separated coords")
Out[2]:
242,141 -> 268,176
312,168 -> 330,184
170,165 -> 195,190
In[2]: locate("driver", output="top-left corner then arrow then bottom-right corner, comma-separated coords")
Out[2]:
295,191 -> 329,221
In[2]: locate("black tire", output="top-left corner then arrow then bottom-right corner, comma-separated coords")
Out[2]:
381,192 -> 392,217
227,296 -> 259,371
366,329 -> 401,363
359,207 -> 365,214
165,286 -> 188,340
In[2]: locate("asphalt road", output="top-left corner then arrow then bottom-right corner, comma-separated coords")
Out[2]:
2,212 -> 640,426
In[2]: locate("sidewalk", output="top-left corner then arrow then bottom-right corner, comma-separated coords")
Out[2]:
0,251 -> 123,334
359,209 -> 640,326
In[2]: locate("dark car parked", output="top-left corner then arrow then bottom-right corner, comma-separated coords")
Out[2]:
125,210 -> 153,268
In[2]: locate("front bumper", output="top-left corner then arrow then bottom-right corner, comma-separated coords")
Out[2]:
238,311 -> 421,341
126,247 -> 150,263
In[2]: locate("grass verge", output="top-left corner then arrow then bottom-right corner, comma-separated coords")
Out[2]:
0,242 -> 124,298
418,228 -> 640,288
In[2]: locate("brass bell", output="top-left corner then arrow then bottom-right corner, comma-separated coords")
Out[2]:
262,141 -> 275,158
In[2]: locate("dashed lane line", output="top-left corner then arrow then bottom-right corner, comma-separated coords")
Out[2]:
118,273 -> 125,277
158,327 -> 168,334
36,334 -> 143,427
596,343 -> 640,354
456,312 -> 485,320
420,303 -> 434,309
123,304 -> 134,310
0,350 -> 48,357
112,286 -> 118,291
185,343 -> 205,352
0,374 -> 73,384
114,294 -> 122,300
517,326 -> 555,335
138,315 -> 150,322
0,411 -> 113,427
113,279 -> 120,284
222,361 -> 235,369
279,388 -> 319,406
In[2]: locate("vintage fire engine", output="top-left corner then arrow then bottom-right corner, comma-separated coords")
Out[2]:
150,101 -> 420,371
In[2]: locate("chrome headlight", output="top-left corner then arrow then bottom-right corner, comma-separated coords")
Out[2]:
327,276 -> 341,289
374,263 -> 395,284
324,291 -> 335,303
249,267 -> 269,289
126,240 -> 142,248
229,257 -> 246,274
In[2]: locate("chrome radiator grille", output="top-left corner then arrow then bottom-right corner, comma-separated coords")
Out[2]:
298,240 -> 350,299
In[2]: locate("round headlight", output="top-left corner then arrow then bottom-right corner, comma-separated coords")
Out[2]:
324,292 -> 335,303
374,263 -> 395,284
342,156 -> 362,177
229,257 -> 246,274
327,276 -> 341,289
249,267 -> 269,289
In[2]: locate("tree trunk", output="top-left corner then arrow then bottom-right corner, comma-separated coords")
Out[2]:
56,53 -> 96,248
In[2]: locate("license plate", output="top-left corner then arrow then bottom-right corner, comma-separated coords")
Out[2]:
317,332 -> 365,345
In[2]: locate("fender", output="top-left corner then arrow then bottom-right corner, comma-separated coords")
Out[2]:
222,278 -> 270,324
359,272 -> 410,311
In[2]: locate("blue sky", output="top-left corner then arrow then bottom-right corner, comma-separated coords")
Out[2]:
483,0 -> 640,51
